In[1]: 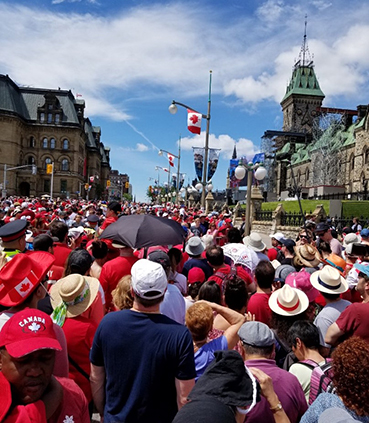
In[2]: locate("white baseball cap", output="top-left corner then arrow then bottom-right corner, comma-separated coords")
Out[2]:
131,259 -> 167,300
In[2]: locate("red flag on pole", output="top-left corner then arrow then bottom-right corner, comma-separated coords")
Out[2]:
167,153 -> 175,167
187,109 -> 202,135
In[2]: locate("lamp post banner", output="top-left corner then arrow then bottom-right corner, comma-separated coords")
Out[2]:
253,152 -> 265,164
171,174 -> 177,189
193,147 -> 204,180
229,157 -> 248,187
187,110 -> 202,134
207,148 -> 221,180
179,173 -> 185,189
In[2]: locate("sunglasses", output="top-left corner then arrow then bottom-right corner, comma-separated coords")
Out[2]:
298,235 -> 308,239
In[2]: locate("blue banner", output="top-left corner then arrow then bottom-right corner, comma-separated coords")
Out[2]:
252,153 -> 265,164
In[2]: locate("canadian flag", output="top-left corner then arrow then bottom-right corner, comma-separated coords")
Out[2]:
187,109 -> 202,135
163,168 -> 169,173
167,153 -> 175,167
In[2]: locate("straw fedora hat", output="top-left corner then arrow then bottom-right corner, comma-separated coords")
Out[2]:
294,244 -> 321,268
243,232 -> 266,252
50,274 -> 99,318
269,285 -> 309,316
310,266 -> 348,294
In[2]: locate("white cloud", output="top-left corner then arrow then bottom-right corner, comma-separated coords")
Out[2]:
311,1 -> 332,11
0,1 -> 369,121
119,143 -> 151,152
180,132 -> 259,161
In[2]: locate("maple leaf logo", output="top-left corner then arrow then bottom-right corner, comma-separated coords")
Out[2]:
28,322 -> 41,332
190,114 -> 199,124
20,282 -> 30,292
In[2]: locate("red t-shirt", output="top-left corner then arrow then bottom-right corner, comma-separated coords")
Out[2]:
336,302 -> 369,343
62,316 -> 98,402
100,216 -> 118,231
52,243 -> 72,268
99,255 -> 138,312
247,292 -> 272,326
49,377 -> 90,423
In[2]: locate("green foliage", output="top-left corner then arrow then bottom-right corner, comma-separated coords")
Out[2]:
341,201 -> 369,219
122,193 -> 132,202
261,200 -> 330,214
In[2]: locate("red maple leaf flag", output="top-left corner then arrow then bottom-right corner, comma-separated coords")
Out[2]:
187,109 -> 202,135
167,153 -> 175,167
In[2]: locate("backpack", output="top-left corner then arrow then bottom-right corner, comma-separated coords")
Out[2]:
213,264 -> 237,293
301,358 -> 335,405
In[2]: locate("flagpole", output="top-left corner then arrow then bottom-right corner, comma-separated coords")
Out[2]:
176,135 -> 181,204
50,162 -> 54,199
201,70 -> 212,208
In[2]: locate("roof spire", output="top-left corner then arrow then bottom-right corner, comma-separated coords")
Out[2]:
232,142 -> 237,159
295,14 -> 313,69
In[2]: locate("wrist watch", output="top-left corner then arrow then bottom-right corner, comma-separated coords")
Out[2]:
270,402 -> 283,413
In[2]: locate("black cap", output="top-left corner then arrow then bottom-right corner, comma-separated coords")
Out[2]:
87,214 -> 100,223
314,222 -> 330,233
108,201 -> 122,214
0,220 -> 28,242
280,238 -> 296,253
148,250 -> 171,270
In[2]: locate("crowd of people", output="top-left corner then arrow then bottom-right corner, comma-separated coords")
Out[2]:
0,196 -> 368,423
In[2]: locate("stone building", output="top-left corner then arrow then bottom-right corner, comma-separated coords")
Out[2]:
264,30 -> 369,200
0,74 -> 111,198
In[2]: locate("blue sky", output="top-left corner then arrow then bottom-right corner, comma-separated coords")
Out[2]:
1,0 -> 369,201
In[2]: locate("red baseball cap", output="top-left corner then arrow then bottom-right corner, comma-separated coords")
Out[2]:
0,309 -> 61,358
188,267 -> 206,284
0,252 -> 55,307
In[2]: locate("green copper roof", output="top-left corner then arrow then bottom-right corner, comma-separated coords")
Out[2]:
281,65 -> 325,103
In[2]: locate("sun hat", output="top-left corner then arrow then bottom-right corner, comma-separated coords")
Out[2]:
294,244 -> 321,268
271,259 -> 281,269
343,233 -> 360,247
50,274 -> 100,326
269,232 -> 284,242
285,270 -> 320,302
188,267 -> 206,284
238,321 -> 275,347
185,236 -> 205,256
274,264 -> 295,283
243,232 -> 266,252
0,309 -> 61,358
321,253 -> 346,275
269,284 -> 309,316
310,266 -> 348,294
68,226 -> 85,240
0,252 -> 55,307
131,259 -> 168,300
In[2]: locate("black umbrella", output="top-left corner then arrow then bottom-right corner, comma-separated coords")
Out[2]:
100,214 -> 186,249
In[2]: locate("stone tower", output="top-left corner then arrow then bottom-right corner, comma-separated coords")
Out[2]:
280,20 -> 325,134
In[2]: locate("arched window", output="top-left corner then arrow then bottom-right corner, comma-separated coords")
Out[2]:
61,159 -> 69,171
351,154 -> 355,170
306,168 -> 309,184
62,139 -> 69,150
45,157 -> 52,170
55,114 -> 60,124
29,137 -> 36,148
42,137 -> 48,148
50,138 -> 56,149
26,156 -> 35,165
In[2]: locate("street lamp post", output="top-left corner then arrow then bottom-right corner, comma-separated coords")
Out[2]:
158,136 -> 181,204
235,162 -> 267,236
169,71 -> 212,209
